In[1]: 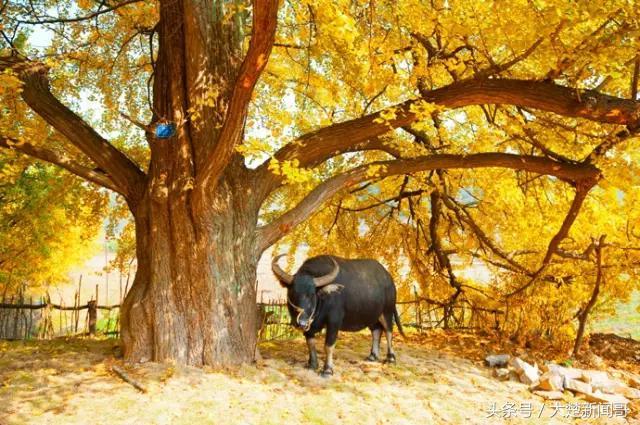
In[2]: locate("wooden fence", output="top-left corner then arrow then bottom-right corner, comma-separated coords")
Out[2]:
395,298 -> 503,331
0,293 -> 503,342
0,286 -> 120,340
256,297 -> 504,341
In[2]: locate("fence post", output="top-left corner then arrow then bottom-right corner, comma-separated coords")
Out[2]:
75,275 -> 82,333
27,296 -> 33,340
14,292 -> 21,339
88,300 -> 97,335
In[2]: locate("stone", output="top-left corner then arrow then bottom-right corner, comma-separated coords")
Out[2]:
546,364 -> 583,381
510,358 -> 539,386
485,354 -> 510,368
618,386 -> 640,400
564,378 -> 592,395
519,371 -> 540,386
624,372 -> 640,389
533,390 -> 564,400
582,391 -> 630,405
537,372 -> 564,392
581,370 -> 610,385
494,368 -> 511,381
591,379 -> 627,395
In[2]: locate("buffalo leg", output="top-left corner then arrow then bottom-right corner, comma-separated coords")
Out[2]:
304,332 -> 319,369
384,329 -> 396,363
383,312 -> 396,363
365,326 -> 382,361
322,325 -> 339,377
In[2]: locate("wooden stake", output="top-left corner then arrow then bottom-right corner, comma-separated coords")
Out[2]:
112,365 -> 147,393
88,300 -> 97,335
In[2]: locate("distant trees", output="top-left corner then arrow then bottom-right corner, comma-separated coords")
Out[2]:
0,161 -> 105,295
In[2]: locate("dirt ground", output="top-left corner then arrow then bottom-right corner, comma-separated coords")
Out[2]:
588,333 -> 640,371
1,331 -> 637,425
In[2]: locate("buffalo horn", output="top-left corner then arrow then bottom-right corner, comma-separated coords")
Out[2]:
313,258 -> 340,287
271,254 -> 294,284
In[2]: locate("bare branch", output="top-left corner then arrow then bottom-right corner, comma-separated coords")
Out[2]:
197,0 -> 279,189
119,111 -> 151,133
255,152 -> 601,252
363,85 -> 388,114
0,135 -> 121,193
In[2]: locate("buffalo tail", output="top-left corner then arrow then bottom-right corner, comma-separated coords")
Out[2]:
394,307 -> 406,338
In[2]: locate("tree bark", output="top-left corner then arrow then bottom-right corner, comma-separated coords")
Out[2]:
116,0 -> 276,367
120,172 -> 261,366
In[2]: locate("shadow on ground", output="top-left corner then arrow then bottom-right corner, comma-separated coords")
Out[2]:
0,333 -> 632,424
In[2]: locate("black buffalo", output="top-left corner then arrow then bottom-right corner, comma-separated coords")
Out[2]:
272,254 -> 404,376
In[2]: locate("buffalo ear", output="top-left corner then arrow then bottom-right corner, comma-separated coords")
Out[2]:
318,283 -> 344,297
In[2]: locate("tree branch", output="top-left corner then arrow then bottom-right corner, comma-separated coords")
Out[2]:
255,152 -> 601,252
197,0 -> 279,189
474,37 -> 545,79
572,235 -> 606,357
429,189 -> 461,290
339,189 -> 424,212
440,194 -> 533,275
256,77 -> 640,198
507,179 -> 596,298
0,135 -> 121,193
15,0 -> 145,25
556,243 -> 596,261
543,181 -> 598,262
0,56 -> 146,201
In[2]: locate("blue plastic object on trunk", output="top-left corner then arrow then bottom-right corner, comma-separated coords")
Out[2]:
155,122 -> 176,139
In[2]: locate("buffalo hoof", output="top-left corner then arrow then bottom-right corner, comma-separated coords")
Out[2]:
365,354 -> 380,362
384,354 -> 396,364
321,368 -> 334,378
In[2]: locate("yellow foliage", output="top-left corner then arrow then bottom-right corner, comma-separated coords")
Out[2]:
2,0 -> 640,348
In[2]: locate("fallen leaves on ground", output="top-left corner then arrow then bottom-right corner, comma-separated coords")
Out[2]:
0,332 -> 635,424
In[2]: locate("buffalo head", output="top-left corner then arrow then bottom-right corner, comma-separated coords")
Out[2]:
271,254 -> 340,331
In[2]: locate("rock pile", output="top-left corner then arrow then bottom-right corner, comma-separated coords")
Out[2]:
485,354 -> 640,405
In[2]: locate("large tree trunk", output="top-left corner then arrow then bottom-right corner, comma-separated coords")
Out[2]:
120,171 -> 261,366
116,0 -> 264,367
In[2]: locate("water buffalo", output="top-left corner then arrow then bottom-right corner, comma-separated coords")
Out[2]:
272,254 -> 404,376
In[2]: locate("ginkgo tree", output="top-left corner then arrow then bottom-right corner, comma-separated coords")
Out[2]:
1,0 -> 640,366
